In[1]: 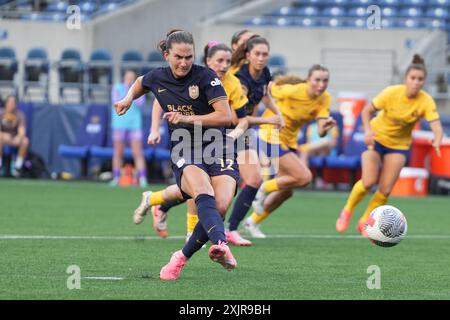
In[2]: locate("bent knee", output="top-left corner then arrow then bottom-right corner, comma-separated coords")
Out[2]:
293,170 -> 313,187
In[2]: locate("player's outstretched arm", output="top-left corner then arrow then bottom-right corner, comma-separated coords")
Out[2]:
429,119 -> 444,157
114,76 -> 147,116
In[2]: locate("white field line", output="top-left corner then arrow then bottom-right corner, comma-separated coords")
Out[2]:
1,234 -> 450,240
83,276 -> 124,280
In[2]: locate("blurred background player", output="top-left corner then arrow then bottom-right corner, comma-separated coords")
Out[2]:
110,70 -> 147,187
115,30 -> 239,280
336,54 -> 443,236
229,29 -> 254,75
0,95 -> 30,176
246,66 -> 336,237
225,35 -> 285,242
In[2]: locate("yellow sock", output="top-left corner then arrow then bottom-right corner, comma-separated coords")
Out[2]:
344,180 -> 368,213
262,165 -> 271,181
186,212 -> 198,234
149,191 -> 165,206
359,191 -> 388,223
263,179 -> 279,193
251,211 -> 270,224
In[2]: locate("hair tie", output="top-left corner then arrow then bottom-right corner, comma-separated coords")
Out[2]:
208,40 -> 219,49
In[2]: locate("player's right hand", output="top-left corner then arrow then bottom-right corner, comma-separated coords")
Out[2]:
147,131 -> 161,145
364,130 -> 375,147
114,98 -> 132,116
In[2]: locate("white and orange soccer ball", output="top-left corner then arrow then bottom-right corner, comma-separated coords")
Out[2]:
365,205 -> 408,247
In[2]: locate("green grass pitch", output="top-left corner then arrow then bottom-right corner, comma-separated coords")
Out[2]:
1,179 -> 449,300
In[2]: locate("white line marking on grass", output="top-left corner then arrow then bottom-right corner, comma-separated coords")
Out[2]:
1,234 -> 450,240
83,277 -> 124,281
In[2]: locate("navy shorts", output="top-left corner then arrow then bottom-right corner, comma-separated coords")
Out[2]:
172,159 -> 240,200
370,141 -> 410,160
257,138 -> 297,159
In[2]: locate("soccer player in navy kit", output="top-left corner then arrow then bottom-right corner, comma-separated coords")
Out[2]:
227,35 -> 284,240
115,30 -> 239,280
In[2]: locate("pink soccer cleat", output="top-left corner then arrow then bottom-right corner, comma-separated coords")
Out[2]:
208,241 -> 237,271
159,250 -> 187,280
151,205 -> 168,238
336,208 -> 352,234
226,230 -> 252,246
357,220 -> 368,238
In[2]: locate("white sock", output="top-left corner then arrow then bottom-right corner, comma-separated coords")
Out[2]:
15,157 -> 24,170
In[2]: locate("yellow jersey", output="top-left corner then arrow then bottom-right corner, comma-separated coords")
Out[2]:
371,85 -> 440,150
259,82 -> 331,149
222,70 -> 248,113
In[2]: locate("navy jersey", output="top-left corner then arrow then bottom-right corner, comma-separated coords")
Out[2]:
142,64 -> 228,162
235,63 -> 272,116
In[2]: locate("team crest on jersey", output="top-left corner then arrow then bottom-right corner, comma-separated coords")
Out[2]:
189,85 -> 199,99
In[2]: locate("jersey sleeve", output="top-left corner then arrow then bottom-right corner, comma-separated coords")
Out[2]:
316,93 -> 331,119
141,70 -> 154,91
423,96 -> 440,122
202,69 -> 228,105
372,86 -> 393,110
229,80 -> 248,118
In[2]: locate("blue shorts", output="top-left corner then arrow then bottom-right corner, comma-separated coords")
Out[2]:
172,160 -> 240,200
371,141 -> 410,159
257,138 -> 297,159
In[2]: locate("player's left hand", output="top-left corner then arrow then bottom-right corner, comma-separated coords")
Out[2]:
323,117 -> 337,131
163,112 -> 187,124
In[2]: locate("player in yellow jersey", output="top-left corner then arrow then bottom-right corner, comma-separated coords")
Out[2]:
336,54 -> 444,236
245,65 -> 337,237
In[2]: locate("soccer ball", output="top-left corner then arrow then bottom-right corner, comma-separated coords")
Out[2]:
365,205 -> 407,247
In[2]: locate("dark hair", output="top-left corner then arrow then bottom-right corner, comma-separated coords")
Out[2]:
231,29 -> 251,46
231,35 -> 270,67
307,64 -> 329,77
203,41 -> 232,65
405,54 -> 427,78
158,29 -> 194,54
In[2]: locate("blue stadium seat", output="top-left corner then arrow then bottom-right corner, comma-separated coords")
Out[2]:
381,18 -> 397,29
379,0 -> 400,6
275,17 -> 295,27
402,0 -> 426,6
349,0 -> 371,5
121,50 -> 144,76
87,49 -> 113,102
347,18 -> 367,28
322,7 -> 346,17
324,114 -> 365,185
23,47 -> 49,101
381,7 -> 398,17
146,50 -> 166,74
323,0 -> 349,5
396,18 -> 422,28
347,7 -> 367,17
428,0 -> 450,6
323,17 -> 346,28
424,19 -> 446,29
46,1 -> 68,12
58,48 -> 85,103
0,47 -> 18,96
244,16 -> 272,27
399,7 -> 423,18
58,104 -> 109,177
293,17 -> 321,27
296,6 -> 319,16
426,7 -> 449,19
271,6 -> 296,16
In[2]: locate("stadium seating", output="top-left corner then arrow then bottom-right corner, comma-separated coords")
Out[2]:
0,47 -> 18,97
121,50 -> 144,77
142,50 -> 166,75
23,47 -> 49,101
57,48 -> 85,103
58,104 -> 109,177
86,48 -> 113,102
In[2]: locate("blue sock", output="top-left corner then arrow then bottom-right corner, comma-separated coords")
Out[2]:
228,185 -> 259,231
160,199 -> 186,213
182,223 -> 209,258
195,194 -> 226,245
